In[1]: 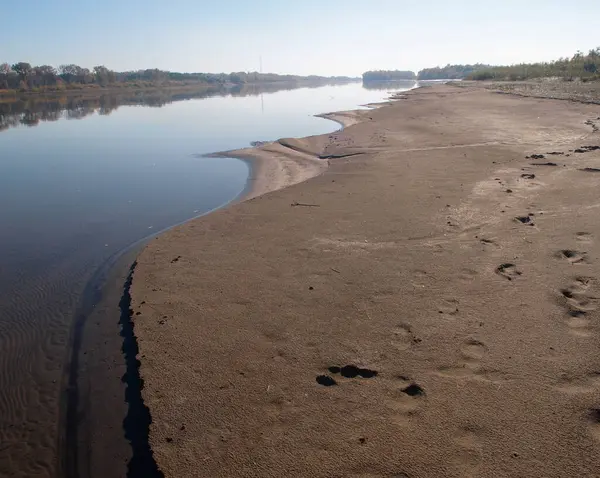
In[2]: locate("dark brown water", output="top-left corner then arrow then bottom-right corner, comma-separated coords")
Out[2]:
0,81 -> 417,477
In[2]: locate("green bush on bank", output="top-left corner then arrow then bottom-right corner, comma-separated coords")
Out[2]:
467,48 -> 600,81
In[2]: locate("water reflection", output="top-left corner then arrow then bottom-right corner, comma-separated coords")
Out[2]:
0,81 -> 360,132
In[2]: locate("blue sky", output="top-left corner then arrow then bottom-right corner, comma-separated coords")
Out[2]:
2,0 -> 599,75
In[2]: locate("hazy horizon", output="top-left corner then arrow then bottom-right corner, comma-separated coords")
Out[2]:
2,0 -> 599,76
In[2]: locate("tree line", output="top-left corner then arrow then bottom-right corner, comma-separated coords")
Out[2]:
0,62 -> 357,94
362,70 -> 416,82
363,66 -> 492,82
363,47 -> 600,82
417,64 -> 492,80
467,48 -> 600,81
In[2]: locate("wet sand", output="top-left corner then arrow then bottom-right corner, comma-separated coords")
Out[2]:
62,245 -> 141,478
131,85 -> 600,477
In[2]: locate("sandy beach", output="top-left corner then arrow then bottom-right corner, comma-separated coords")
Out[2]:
130,84 -> 600,477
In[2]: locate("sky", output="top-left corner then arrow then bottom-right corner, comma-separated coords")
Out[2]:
2,0 -> 599,76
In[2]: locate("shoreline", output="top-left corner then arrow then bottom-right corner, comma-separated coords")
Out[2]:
205,83 -> 423,202
210,107 -> 384,201
64,91 -> 390,476
129,84 -> 600,477
60,184 -> 257,478
59,241 -> 144,478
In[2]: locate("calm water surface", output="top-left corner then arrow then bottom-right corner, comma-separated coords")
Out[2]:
0,81 -> 416,476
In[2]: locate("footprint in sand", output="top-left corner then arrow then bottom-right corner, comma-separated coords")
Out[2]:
435,338 -> 506,383
556,249 -> 588,265
566,313 -> 593,337
574,145 -> 600,153
458,268 -> 479,283
495,263 -> 522,281
391,323 -> 421,351
452,427 -> 483,476
411,269 -> 433,288
316,364 -> 379,386
437,298 -> 460,316
316,375 -> 337,386
553,372 -> 600,395
460,338 -> 488,362
386,376 -> 426,425
479,237 -> 500,248
576,232 -> 594,244
588,409 -> 600,443
435,365 -> 506,384
514,215 -> 535,227
328,365 -> 378,379
558,276 -> 598,337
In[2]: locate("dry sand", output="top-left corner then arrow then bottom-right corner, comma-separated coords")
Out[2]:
130,84 -> 600,477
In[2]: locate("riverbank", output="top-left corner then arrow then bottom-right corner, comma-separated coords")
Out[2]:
206,111 -> 363,200
461,78 -> 600,105
0,79 -> 360,101
131,84 -> 600,477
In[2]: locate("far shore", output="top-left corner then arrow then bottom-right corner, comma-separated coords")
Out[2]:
130,83 -> 600,477
0,78 -> 361,101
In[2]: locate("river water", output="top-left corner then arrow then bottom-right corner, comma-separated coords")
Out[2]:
0,80 -> 416,477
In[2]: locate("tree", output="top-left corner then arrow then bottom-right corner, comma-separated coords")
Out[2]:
59,64 -> 78,83
33,65 -> 57,86
0,63 -> 12,89
93,65 -> 111,85
584,61 -> 597,73
59,64 -> 90,84
11,62 -> 32,81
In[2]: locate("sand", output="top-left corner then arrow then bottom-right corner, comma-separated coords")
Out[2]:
130,84 -> 600,477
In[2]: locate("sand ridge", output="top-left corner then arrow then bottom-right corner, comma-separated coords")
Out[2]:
131,85 -> 600,477
206,108 -> 374,201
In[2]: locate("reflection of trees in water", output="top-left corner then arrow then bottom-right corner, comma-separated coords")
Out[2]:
98,95 -> 119,115
1,98 -> 61,130
20,111 -> 42,126
40,110 -> 62,122
1,97 -> 64,130
361,80 -> 417,91
0,80 -> 360,132
65,101 -> 96,120
0,114 -> 20,131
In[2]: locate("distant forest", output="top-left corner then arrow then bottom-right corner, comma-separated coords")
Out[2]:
0,62 -> 357,95
467,48 -> 600,81
362,70 -> 416,81
417,64 -> 491,80
362,67 -> 490,81
366,48 -> 600,83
